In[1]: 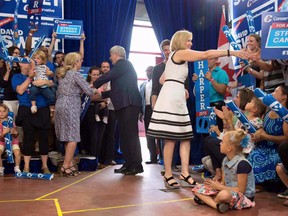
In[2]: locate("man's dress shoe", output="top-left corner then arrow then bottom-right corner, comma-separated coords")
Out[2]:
114,166 -> 127,173
123,167 -> 144,175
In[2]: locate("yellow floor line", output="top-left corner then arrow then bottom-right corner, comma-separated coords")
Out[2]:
0,198 -> 63,216
0,199 -> 39,203
53,199 -> 63,216
0,198 -> 58,203
62,197 -> 194,214
36,166 -> 110,200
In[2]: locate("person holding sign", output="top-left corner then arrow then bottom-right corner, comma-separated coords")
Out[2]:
192,57 -> 229,131
248,85 -> 288,184
0,104 -> 20,175
0,46 -> 21,116
12,57 -> 53,174
147,30 -> 250,189
240,34 -> 263,88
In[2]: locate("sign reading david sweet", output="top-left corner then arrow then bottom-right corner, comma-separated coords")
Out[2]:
0,0 -> 63,53
261,12 -> 288,59
54,19 -> 83,40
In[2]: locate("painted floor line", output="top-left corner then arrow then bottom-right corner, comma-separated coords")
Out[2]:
35,166 -> 110,200
62,197 -> 194,214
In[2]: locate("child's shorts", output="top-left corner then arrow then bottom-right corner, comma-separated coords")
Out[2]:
0,144 -> 20,152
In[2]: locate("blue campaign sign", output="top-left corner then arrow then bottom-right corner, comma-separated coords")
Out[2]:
0,0 -> 63,55
261,12 -> 288,59
54,19 -> 83,40
0,0 -> 63,19
194,60 -> 210,134
237,73 -> 255,89
232,0 -> 272,18
79,66 -> 90,80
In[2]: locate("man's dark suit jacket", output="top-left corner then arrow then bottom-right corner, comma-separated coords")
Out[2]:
93,59 -> 141,110
151,61 -> 189,97
151,62 -> 165,97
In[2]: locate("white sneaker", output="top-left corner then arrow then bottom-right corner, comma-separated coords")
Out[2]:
95,114 -> 101,122
103,116 -> 108,124
14,166 -> 21,173
0,167 -> 4,176
31,105 -> 38,114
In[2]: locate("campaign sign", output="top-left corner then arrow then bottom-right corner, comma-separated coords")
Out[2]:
79,66 -> 90,80
261,12 -> 288,59
230,0 -> 280,70
0,0 -> 63,55
54,19 -> 83,40
232,0 -> 273,18
237,73 -> 255,89
27,0 -> 44,29
194,60 -> 210,134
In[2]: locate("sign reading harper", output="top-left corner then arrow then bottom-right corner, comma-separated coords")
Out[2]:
261,12 -> 288,59
54,19 -> 83,40
194,60 -> 210,134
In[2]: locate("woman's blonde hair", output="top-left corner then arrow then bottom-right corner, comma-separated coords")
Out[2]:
170,30 -> 193,52
58,52 -> 81,78
225,129 -> 248,153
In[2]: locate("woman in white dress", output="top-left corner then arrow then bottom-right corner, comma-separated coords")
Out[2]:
147,30 -> 249,189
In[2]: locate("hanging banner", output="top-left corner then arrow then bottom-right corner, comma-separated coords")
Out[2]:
0,0 -> 63,54
230,0 -> 285,60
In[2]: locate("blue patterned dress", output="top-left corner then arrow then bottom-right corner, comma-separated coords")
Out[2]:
247,110 -> 283,183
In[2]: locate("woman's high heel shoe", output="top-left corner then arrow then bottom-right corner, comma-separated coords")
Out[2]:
70,164 -> 80,175
163,176 -> 180,189
60,166 -> 76,177
179,174 -> 197,187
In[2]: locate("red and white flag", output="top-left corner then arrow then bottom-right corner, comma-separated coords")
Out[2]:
217,5 -> 236,98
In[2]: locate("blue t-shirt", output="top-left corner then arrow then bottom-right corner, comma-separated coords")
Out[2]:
209,66 -> 229,103
47,61 -> 55,72
11,73 -> 48,108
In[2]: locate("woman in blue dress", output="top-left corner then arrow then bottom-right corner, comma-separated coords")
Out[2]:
248,85 -> 288,183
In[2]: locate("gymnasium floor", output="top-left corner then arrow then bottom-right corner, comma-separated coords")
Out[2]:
0,139 -> 287,216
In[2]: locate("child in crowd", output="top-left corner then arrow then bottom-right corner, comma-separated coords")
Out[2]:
193,129 -> 255,213
235,97 -> 266,154
89,68 -> 109,124
203,94 -> 265,179
0,104 -> 21,175
29,50 -> 55,114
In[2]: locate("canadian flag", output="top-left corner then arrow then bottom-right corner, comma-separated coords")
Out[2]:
217,5 -> 236,98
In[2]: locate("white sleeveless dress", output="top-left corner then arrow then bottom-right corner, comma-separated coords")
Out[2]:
147,51 -> 193,140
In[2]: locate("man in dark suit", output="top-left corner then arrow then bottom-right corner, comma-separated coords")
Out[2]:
139,66 -> 157,164
94,46 -> 143,175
